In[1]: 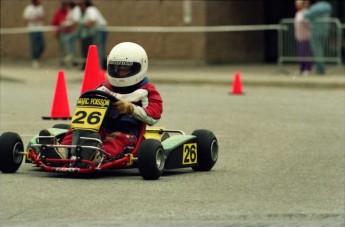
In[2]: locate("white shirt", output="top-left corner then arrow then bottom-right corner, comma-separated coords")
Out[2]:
83,6 -> 107,27
23,4 -> 44,28
63,6 -> 82,26
71,6 -> 82,23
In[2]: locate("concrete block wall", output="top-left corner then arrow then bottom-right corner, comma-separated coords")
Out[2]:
1,0 -> 264,63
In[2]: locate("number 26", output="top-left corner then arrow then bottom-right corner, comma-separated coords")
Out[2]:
72,111 -> 102,125
183,143 -> 197,164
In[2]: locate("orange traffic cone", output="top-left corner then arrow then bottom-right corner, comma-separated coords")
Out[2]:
42,70 -> 71,120
230,72 -> 244,95
80,45 -> 103,94
100,69 -> 107,81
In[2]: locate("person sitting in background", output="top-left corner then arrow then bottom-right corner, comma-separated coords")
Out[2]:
61,1 -> 82,66
51,0 -> 71,67
79,0 -> 108,70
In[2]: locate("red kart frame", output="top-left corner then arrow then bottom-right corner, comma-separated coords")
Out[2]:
28,124 -> 147,173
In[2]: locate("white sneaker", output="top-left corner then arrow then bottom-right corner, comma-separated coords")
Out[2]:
32,60 -> 39,68
63,55 -> 73,66
301,71 -> 310,76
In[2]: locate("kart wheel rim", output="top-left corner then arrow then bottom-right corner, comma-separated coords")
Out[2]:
210,140 -> 218,162
156,148 -> 165,171
13,142 -> 23,164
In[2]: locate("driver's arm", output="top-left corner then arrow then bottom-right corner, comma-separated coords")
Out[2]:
118,87 -> 162,126
97,85 -> 163,126
131,94 -> 162,126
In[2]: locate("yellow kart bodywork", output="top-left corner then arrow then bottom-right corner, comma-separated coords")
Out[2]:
144,126 -> 168,141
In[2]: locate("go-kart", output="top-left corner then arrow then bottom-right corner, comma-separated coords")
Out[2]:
0,90 -> 218,180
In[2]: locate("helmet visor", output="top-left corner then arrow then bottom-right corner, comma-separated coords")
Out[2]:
107,61 -> 141,78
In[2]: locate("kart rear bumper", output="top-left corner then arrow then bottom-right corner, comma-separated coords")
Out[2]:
27,147 -> 135,173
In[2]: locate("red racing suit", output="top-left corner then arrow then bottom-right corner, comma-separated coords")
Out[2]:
61,77 -> 163,158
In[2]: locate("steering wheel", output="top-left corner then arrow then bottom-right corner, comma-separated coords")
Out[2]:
80,90 -> 122,120
80,90 -> 118,103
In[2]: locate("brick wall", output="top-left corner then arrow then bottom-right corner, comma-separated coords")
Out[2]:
1,0 -> 264,63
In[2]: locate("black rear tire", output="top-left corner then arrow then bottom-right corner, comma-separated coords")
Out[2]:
0,132 -> 24,173
192,129 -> 218,171
138,139 -> 165,180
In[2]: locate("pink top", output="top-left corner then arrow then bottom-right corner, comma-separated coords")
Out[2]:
294,10 -> 310,41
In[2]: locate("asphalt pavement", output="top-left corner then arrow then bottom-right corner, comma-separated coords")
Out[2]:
150,63 -> 345,90
0,58 -> 344,226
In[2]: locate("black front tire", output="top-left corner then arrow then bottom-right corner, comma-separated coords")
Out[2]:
192,129 -> 218,171
0,132 -> 24,173
138,139 -> 165,180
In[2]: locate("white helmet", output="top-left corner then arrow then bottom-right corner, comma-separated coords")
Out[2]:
107,42 -> 148,87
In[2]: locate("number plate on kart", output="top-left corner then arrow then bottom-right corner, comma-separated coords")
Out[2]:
182,143 -> 197,165
71,97 -> 111,132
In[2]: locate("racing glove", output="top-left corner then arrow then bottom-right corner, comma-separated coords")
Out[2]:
114,100 -> 134,115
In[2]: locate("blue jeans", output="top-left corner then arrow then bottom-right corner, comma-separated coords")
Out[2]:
57,33 -> 66,65
29,32 -> 45,60
63,31 -> 79,60
310,26 -> 330,74
95,30 -> 108,69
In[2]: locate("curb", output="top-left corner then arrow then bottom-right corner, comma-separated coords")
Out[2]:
150,77 -> 345,90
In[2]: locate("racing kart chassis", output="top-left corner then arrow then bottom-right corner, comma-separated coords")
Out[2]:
0,90 -> 218,180
1,127 -> 218,180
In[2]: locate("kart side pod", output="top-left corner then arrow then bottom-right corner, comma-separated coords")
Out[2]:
162,129 -> 218,171
137,129 -> 218,180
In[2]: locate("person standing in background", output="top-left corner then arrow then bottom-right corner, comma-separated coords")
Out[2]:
304,0 -> 332,75
61,1 -> 82,66
51,0 -> 70,67
294,0 -> 312,76
79,0 -> 108,70
23,0 -> 45,68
